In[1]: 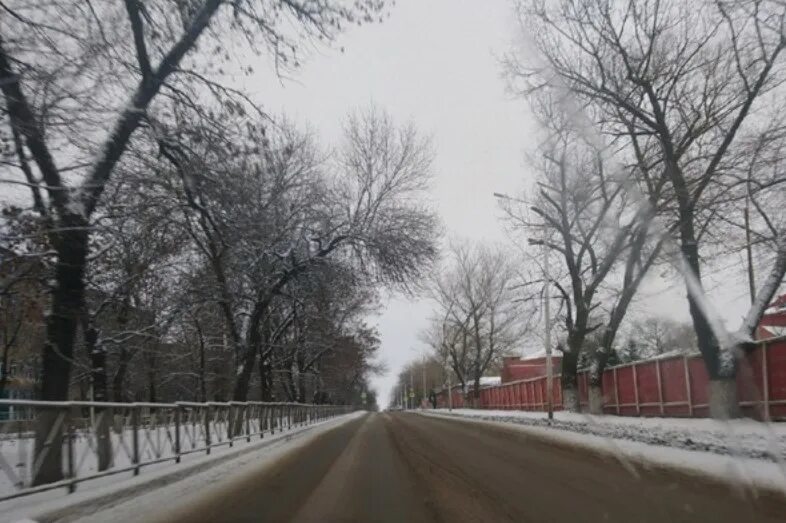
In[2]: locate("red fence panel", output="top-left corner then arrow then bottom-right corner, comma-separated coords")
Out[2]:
615,366 -> 636,415
433,338 -> 786,420
601,368 -> 617,414
738,345 -> 766,419
635,362 -> 658,416
768,340 -> 786,419
687,357 -> 709,417
660,357 -> 690,416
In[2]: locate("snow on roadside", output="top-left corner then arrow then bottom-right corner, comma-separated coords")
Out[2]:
424,409 -> 786,461
0,411 -> 366,523
421,409 -> 786,494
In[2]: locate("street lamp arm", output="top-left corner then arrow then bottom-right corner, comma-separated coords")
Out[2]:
492,192 -> 528,204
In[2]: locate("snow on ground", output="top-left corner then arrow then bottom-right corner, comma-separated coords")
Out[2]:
421,409 -> 786,495
424,409 -> 786,461
1,412 -> 331,496
1,422 -> 179,496
0,411 -> 366,523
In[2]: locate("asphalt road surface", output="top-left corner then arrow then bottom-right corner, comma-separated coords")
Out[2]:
155,412 -> 786,522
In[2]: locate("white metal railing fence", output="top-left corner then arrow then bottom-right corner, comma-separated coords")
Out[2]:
0,399 -> 352,501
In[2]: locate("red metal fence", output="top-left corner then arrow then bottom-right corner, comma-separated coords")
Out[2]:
436,337 -> 786,420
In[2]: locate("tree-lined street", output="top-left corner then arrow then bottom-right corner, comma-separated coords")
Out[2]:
3,1 -> 786,518
148,413 -> 785,523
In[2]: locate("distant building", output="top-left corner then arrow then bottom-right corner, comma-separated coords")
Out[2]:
0,361 -> 38,420
757,294 -> 786,339
0,246 -> 46,418
501,353 -> 562,383
478,376 -> 501,387
464,376 -> 502,393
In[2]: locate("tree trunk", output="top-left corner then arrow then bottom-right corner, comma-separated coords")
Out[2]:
297,373 -> 307,403
709,378 -> 740,419
587,345 -> 608,415
192,317 -> 208,402
147,350 -> 157,403
111,291 -> 133,403
587,385 -> 603,415
84,321 -> 111,470
232,345 -> 256,402
296,356 -> 308,403
112,350 -> 130,403
34,224 -> 88,485
0,341 -> 10,399
283,366 -> 297,402
560,349 -> 580,412
681,237 -> 739,418
232,304 -> 267,402
198,342 -> 207,403
259,358 -> 272,401
85,324 -> 107,401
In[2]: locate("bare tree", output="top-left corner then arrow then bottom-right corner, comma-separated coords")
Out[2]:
1,0 -> 386,484
391,356 -> 445,408
430,243 -> 527,405
509,0 -> 786,417
501,107 -> 654,410
156,107 -> 437,405
422,306 -> 473,393
586,225 -> 663,412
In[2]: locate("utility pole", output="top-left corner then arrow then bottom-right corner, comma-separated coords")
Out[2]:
494,191 -> 553,420
409,368 -> 414,410
543,239 -> 553,421
440,313 -> 454,412
447,371 -> 453,411
422,355 -> 427,408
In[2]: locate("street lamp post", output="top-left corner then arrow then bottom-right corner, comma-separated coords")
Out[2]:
542,239 -> 553,421
495,191 -> 553,421
440,316 -> 454,412
409,368 -> 414,410
448,374 -> 453,411
421,355 -> 427,409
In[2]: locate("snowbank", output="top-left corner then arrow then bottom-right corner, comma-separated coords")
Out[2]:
424,409 -> 786,460
421,409 -> 786,495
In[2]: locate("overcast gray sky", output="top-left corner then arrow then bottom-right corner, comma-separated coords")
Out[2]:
249,0 -> 537,406
246,0 -> 754,408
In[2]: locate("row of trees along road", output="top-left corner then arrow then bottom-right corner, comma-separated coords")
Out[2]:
388,356 -> 445,409
500,0 -> 786,417
421,243 -> 532,407
0,1 -> 439,485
